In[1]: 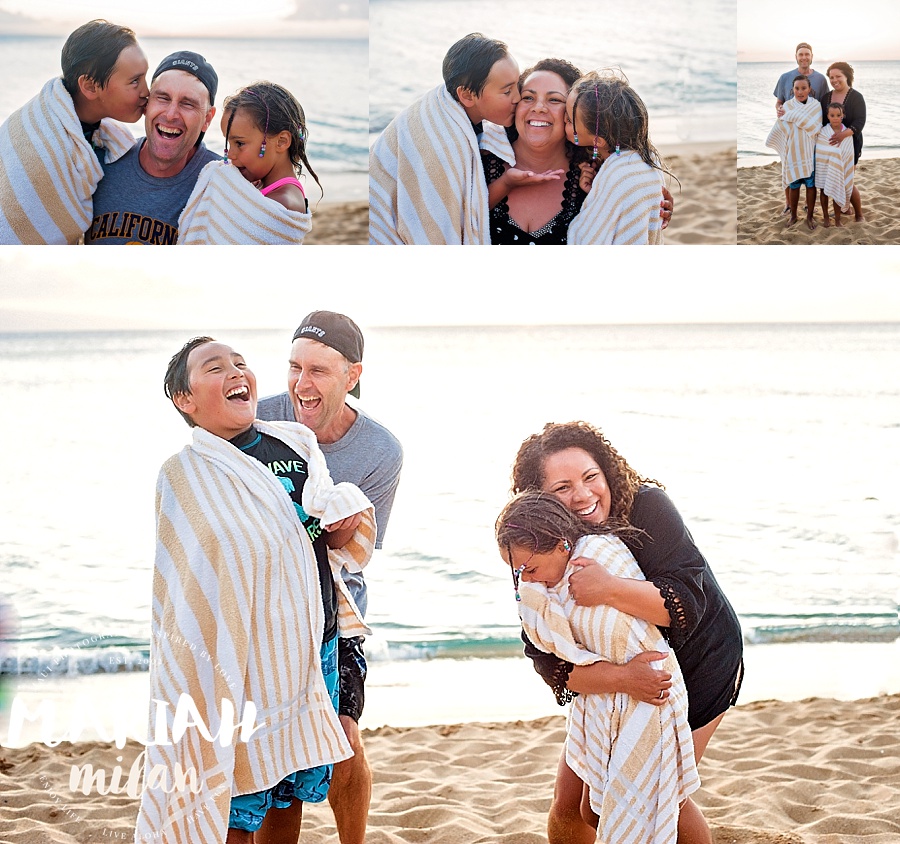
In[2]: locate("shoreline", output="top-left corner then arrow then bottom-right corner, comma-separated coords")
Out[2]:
3,639 -> 898,748
1,693 -> 898,843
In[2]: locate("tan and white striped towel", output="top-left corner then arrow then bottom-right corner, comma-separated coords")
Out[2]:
368,84 -> 514,244
765,97 -> 821,189
518,534 -> 699,844
0,77 -> 135,244
814,124 -> 854,212
135,420 -> 373,844
567,150 -> 664,245
177,160 -> 312,244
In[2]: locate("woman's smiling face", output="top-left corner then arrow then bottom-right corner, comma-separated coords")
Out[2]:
515,70 -> 569,151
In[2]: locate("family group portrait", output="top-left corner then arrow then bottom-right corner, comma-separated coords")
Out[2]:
0,3 -> 368,245
736,0 -> 899,244
368,0 -> 736,245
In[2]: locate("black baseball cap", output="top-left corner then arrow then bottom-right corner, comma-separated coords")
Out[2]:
152,50 -> 218,106
292,311 -> 364,398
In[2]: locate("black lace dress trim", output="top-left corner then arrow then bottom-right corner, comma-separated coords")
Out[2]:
549,659 -> 578,706
655,579 -> 689,650
483,152 -> 587,245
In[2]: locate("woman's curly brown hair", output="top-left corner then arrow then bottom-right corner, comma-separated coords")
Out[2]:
511,421 -> 663,524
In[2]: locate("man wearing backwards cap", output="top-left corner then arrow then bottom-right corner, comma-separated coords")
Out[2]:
258,311 -> 403,844
85,50 -> 219,244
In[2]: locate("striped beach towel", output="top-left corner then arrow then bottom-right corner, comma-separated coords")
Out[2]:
136,420 -> 373,844
369,84 -> 514,244
0,77 -> 135,244
177,160 -> 312,244
765,97 -> 821,189
518,534 -> 699,844
814,124 -> 854,211
567,150 -> 664,245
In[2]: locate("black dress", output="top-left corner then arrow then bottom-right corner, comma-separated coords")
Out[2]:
523,486 -> 744,731
482,151 -> 587,245
821,88 -> 866,165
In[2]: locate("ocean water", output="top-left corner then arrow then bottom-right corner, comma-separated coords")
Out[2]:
0,35 -> 368,201
738,60 -> 900,166
370,0 -> 736,147
1,323 -> 898,683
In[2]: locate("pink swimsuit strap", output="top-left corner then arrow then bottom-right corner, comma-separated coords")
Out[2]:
260,177 -> 306,198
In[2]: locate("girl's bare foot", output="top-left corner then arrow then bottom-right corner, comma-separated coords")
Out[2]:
786,214 -> 798,228
806,216 -> 817,231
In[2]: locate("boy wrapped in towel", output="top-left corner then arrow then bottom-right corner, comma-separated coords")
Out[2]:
0,21 -> 145,244
177,160 -> 312,244
765,84 -> 821,189
500,495 -> 698,844
369,33 -> 519,244
137,338 -> 374,844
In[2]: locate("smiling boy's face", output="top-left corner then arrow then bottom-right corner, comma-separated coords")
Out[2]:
174,341 -> 257,439
793,79 -> 810,102
460,56 -> 521,126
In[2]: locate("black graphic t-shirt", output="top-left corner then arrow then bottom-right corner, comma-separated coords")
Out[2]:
230,426 -> 338,643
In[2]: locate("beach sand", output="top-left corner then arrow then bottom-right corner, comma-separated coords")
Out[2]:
660,143 -> 737,245
306,200 -> 369,245
737,157 -> 900,245
301,144 -> 736,246
2,692 -> 898,843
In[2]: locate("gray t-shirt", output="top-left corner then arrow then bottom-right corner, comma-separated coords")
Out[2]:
84,139 -> 217,244
774,68 -> 829,104
257,393 -> 403,615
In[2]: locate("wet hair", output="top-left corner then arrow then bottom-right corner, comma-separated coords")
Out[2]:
827,61 -> 854,88
795,42 -> 813,55
223,81 -> 323,200
61,19 -> 138,98
512,421 -> 663,526
569,69 -> 678,187
792,74 -> 810,87
163,336 -> 216,427
827,102 -> 845,115
495,491 -> 592,557
443,33 -> 510,101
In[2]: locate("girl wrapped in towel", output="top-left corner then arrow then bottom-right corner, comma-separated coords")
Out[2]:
496,492 -> 699,844
178,82 -> 318,244
565,70 -> 675,245
0,20 -> 144,244
765,75 -> 821,230
815,102 -> 854,228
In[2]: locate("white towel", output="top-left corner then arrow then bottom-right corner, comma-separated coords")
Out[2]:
765,97 -> 821,189
177,160 -> 312,244
135,420 -> 373,844
518,534 -> 699,844
0,77 -> 135,244
567,150 -> 664,245
368,84 -> 514,244
814,124 -> 854,211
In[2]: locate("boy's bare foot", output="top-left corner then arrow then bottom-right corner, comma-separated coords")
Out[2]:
855,214 -> 865,222
822,217 -> 831,228
835,219 -> 844,227
806,217 -> 817,231
786,214 -> 798,228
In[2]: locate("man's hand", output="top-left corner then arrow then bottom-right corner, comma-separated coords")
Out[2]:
660,185 -> 675,230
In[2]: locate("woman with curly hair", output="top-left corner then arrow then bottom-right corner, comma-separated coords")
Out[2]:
511,421 -> 743,844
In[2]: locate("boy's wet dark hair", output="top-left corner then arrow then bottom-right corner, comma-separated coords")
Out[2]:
164,336 -> 216,427
223,81 -> 323,199
443,33 -> 510,101
827,102 -> 845,115
792,74 -> 810,87
61,19 -> 138,99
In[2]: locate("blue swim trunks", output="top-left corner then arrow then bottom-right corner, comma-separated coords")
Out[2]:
788,171 -> 815,189
228,635 -> 340,832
